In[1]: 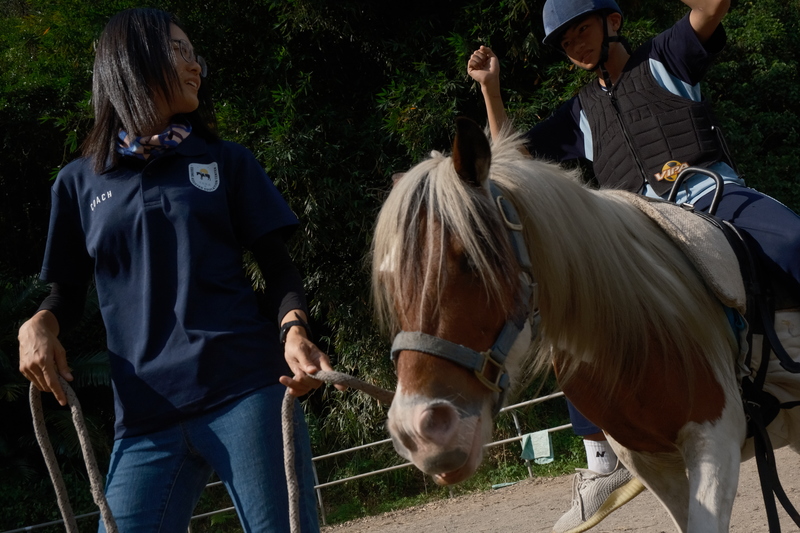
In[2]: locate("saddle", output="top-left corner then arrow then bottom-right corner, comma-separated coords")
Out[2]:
611,190 -> 746,314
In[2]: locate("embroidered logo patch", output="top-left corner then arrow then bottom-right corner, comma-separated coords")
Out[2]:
654,160 -> 690,182
188,162 -> 220,192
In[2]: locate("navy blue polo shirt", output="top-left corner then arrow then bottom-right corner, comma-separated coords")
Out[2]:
41,134 -> 299,438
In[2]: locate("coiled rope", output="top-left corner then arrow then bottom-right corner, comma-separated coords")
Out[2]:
33,371 -> 394,533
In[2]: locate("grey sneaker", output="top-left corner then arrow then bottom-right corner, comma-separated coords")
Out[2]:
552,462 -> 646,533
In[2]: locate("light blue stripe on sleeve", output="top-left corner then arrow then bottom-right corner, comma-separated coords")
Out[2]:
649,58 -> 702,101
580,110 -> 593,161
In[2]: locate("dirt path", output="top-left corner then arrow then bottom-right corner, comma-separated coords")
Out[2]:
323,447 -> 800,532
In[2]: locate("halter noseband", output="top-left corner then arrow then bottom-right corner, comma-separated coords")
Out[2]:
390,181 -> 540,415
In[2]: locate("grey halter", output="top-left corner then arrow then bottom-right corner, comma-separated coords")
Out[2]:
391,181 -> 541,415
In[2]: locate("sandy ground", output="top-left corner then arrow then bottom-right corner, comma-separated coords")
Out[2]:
323,447 -> 800,532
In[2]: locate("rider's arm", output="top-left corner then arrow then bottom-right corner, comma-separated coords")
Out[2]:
467,46 -> 509,141
482,82 -> 510,142
683,0 -> 730,43
249,229 -> 307,324
523,98 -> 586,163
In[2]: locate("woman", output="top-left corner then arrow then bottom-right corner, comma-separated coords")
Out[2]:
18,8 -> 331,532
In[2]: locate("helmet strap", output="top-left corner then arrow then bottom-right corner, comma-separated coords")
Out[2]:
598,13 -> 620,93
567,13 -> 620,90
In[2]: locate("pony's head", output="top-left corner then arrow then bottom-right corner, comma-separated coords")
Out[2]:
372,118 -> 538,484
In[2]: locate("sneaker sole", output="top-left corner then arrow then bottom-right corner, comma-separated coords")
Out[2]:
559,477 -> 646,533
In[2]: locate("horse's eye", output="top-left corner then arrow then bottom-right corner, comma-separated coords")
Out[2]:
459,254 -> 478,273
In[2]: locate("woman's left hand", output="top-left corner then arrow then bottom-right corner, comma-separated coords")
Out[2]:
279,327 -> 343,397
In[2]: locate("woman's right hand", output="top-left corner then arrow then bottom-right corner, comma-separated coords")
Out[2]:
467,45 -> 500,89
18,310 -> 72,406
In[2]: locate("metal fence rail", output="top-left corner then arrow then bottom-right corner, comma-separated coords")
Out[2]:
3,391 -> 570,532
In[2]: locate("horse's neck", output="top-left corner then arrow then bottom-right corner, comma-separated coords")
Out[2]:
524,186 -> 637,305
520,181 -> 662,360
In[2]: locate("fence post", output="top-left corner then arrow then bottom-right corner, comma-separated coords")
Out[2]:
312,460 -> 327,525
510,411 -> 533,478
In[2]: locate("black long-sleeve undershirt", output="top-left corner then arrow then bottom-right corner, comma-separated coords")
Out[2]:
250,230 -> 308,324
36,280 -> 88,333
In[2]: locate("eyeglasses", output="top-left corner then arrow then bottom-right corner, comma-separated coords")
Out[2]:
171,39 -> 208,78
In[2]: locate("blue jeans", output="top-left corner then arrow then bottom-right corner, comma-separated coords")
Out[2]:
567,399 -> 600,436
98,384 -> 319,533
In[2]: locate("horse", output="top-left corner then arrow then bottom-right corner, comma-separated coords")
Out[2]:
371,117 -> 800,532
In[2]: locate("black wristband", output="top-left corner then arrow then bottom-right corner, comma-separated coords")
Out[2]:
279,318 -> 312,344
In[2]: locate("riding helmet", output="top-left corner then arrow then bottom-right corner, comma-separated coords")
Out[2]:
542,0 -> 623,46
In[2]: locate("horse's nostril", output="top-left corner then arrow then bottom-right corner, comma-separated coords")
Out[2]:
420,404 -> 455,431
416,403 -> 459,445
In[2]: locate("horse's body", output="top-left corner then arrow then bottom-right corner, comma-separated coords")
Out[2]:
372,118 -> 800,532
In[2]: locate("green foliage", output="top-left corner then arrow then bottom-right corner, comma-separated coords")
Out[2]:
0,0 -> 115,277
0,473 -> 99,533
0,273 -> 112,531
2,0 -> 800,529
707,0 -> 800,210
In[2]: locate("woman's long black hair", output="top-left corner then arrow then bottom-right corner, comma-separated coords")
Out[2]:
82,8 -> 218,173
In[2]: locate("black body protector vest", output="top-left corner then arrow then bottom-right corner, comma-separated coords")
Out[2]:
578,41 -> 736,196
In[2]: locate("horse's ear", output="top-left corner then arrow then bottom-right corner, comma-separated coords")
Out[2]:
452,117 -> 491,187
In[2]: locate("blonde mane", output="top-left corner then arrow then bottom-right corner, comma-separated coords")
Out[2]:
371,147 -> 519,334
372,130 -> 737,394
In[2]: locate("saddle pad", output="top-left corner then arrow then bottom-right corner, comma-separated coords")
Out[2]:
609,190 -> 746,314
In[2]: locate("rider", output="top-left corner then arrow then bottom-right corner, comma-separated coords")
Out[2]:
468,0 -> 800,531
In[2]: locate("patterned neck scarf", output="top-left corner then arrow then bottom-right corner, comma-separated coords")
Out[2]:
116,122 -> 192,161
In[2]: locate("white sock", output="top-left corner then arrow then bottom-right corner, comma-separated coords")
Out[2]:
584,439 -> 617,474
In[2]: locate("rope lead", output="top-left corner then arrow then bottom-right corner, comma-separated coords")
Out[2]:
30,377 -> 119,533
33,371 -> 393,533
283,370 -> 395,532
